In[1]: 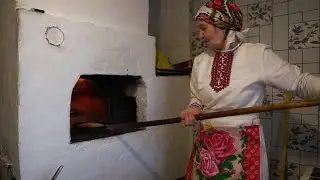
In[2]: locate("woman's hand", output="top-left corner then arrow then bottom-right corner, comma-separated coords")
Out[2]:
180,106 -> 201,126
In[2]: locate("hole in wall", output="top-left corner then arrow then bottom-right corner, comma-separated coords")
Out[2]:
45,26 -> 64,47
69,74 -> 146,143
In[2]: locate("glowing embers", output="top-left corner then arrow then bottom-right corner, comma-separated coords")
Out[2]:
70,74 -> 145,143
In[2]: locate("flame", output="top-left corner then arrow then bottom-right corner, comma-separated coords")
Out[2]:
70,78 -> 108,128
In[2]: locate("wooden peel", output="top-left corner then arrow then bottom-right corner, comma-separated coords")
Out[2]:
106,100 -> 320,130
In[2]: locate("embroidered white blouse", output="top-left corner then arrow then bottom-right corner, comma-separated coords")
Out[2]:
189,43 -> 320,127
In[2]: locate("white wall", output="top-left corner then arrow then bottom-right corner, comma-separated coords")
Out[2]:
17,0 -> 149,35
0,0 -> 20,179
154,0 -> 191,64
17,6 -> 192,180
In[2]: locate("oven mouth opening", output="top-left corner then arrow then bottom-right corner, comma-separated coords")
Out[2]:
70,74 -> 146,143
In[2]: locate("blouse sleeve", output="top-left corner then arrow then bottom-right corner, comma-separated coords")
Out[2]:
188,56 -> 204,109
261,46 -> 320,100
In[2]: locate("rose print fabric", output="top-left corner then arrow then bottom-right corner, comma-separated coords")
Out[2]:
243,126 -> 260,180
186,124 -> 261,180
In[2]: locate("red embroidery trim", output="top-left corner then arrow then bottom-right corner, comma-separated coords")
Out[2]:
210,52 -> 234,92
243,125 -> 261,180
185,141 -> 196,180
185,126 -> 205,180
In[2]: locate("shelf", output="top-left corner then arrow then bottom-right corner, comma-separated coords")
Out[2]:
156,68 -> 192,76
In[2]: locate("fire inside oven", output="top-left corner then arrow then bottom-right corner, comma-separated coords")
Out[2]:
70,74 -> 143,143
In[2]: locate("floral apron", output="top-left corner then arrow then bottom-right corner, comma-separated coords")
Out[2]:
186,124 -> 262,180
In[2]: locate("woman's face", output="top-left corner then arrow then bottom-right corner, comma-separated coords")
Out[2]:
198,21 -> 226,51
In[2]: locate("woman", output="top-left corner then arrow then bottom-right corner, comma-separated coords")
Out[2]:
180,0 -> 320,179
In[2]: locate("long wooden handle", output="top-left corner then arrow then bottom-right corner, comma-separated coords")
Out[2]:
106,100 -> 320,130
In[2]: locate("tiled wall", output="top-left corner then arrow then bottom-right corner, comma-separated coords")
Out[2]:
235,0 -> 320,179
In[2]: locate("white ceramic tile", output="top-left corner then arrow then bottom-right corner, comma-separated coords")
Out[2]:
273,15 -> 289,50
288,124 -> 318,153
260,110 -> 273,120
275,50 -> 289,61
287,149 -> 301,163
288,168 -> 300,180
270,160 -> 281,178
240,5 -> 248,16
271,147 -> 282,160
261,118 -> 272,142
303,48 -> 320,63
235,0 -> 259,6
294,63 -> 302,70
301,151 -> 318,166
300,165 -> 315,178
289,113 -> 302,124
318,142 -> 320,165
271,112 -> 284,147
289,49 -> 303,63
273,0 -> 288,4
302,115 -> 319,126
248,26 -> 260,36
303,63 -> 320,74
243,15 -> 248,30
289,13 -> 302,24
288,165 -> 300,180
303,9 -> 320,22
248,1 -> 273,27
260,25 -> 273,47
247,36 -> 260,43
290,106 -> 319,115
273,2 -> 288,16
266,141 -> 271,157
289,21 -> 320,49
289,0 -> 320,14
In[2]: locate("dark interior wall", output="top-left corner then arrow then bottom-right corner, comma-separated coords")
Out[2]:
148,0 -> 161,47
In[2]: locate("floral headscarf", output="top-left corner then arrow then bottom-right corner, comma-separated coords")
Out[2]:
195,0 -> 243,32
